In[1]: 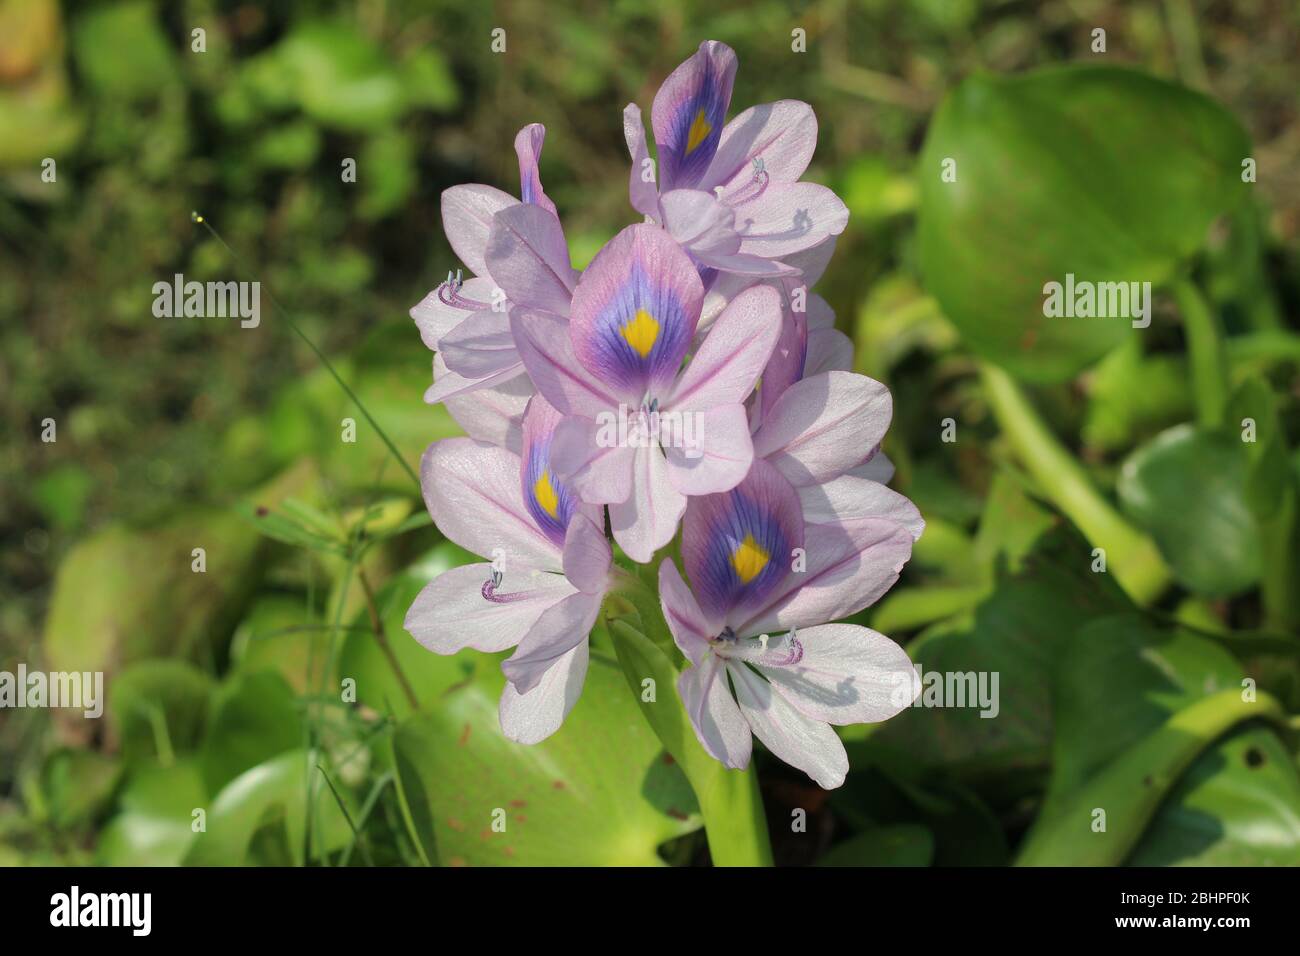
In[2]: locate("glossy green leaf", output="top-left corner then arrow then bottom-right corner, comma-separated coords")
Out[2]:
870,486 -> 1130,777
183,750 -> 352,866
1128,727 -> 1300,865
97,760 -> 207,866
391,648 -> 700,867
1019,614 -> 1299,865
1118,424 -> 1261,596
919,65 -> 1250,381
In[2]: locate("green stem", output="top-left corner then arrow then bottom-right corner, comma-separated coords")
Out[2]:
979,363 -> 1171,606
690,748 -> 772,867
606,575 -> 773,867
1172,279 -> 1230,429
1259,486 -> 1299,633
358,568 -> 420,712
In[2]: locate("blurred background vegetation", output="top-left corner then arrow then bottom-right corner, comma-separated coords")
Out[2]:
1,0 -> 1297,866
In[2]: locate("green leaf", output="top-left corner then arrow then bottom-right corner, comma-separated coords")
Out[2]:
398,49 -> 459,112
1118,424 -> 1261,596
239,497 -> 346,555
1045,614 -> 1244,803
1128,727 -> 1300,865
97,760 -> 207,866
817,824 -> 934,866
919,65 -> 1250,381
870,522 -> 1131,778
70,1 -> 176,101
200,671 -> 302,794
229,595 -> 326,695
1082,340 -> 1191,453
43,510 -> 263,678
1227,377 -> 1299,630
109,660 -> 215,765
39,749 -> 121,829
357,130 -> 416,220
1018,614 -> 1296,865
183,750 -> 352,866
264,22 -> 406,132
30,463 -> 94,532
606,609 -> 773,867
390,649 -> 700,866
1228,377 -> 1292,519
250,119 -> 321,170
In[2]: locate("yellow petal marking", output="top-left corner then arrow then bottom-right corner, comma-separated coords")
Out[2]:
685,109 -> 713,155
620,308 -> 660,358
730,534 -> 770,584
533,469 -> 560,519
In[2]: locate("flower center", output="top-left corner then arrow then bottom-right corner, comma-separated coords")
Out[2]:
711,626 -> 804,667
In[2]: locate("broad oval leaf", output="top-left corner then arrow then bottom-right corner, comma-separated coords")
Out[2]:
918,65 -> 1250,381
184,750 -> 352,866
1019,614 -> 1299,865
391,650 -> 700,867
1118,424 -> 1261,597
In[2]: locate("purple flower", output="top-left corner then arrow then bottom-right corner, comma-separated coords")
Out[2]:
511,223 -> 784,562
658,460 -> 918,788
404,394 -> 614,743
404,40 -> 927,783
412,124 -> 577,448
624,41 -> 848,282
750,367 -> 925,543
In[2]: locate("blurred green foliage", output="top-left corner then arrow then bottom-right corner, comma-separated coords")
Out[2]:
2,0 -> 1298,866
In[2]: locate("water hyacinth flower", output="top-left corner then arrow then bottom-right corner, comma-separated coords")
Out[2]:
750,367 -> 925,542
413,124 -> 577,446
511,223 -> 783,561
404,395 -> 613,744
658,460 -> 918,788
406,39 -> 926,797
624,41 -> 849,281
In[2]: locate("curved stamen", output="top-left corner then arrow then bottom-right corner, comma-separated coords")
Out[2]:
436,269 -> 488,311
724,158 -> 770,206
481,573 -> 545,605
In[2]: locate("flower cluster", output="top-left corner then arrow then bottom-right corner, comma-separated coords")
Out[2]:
405,41 -> 923,789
